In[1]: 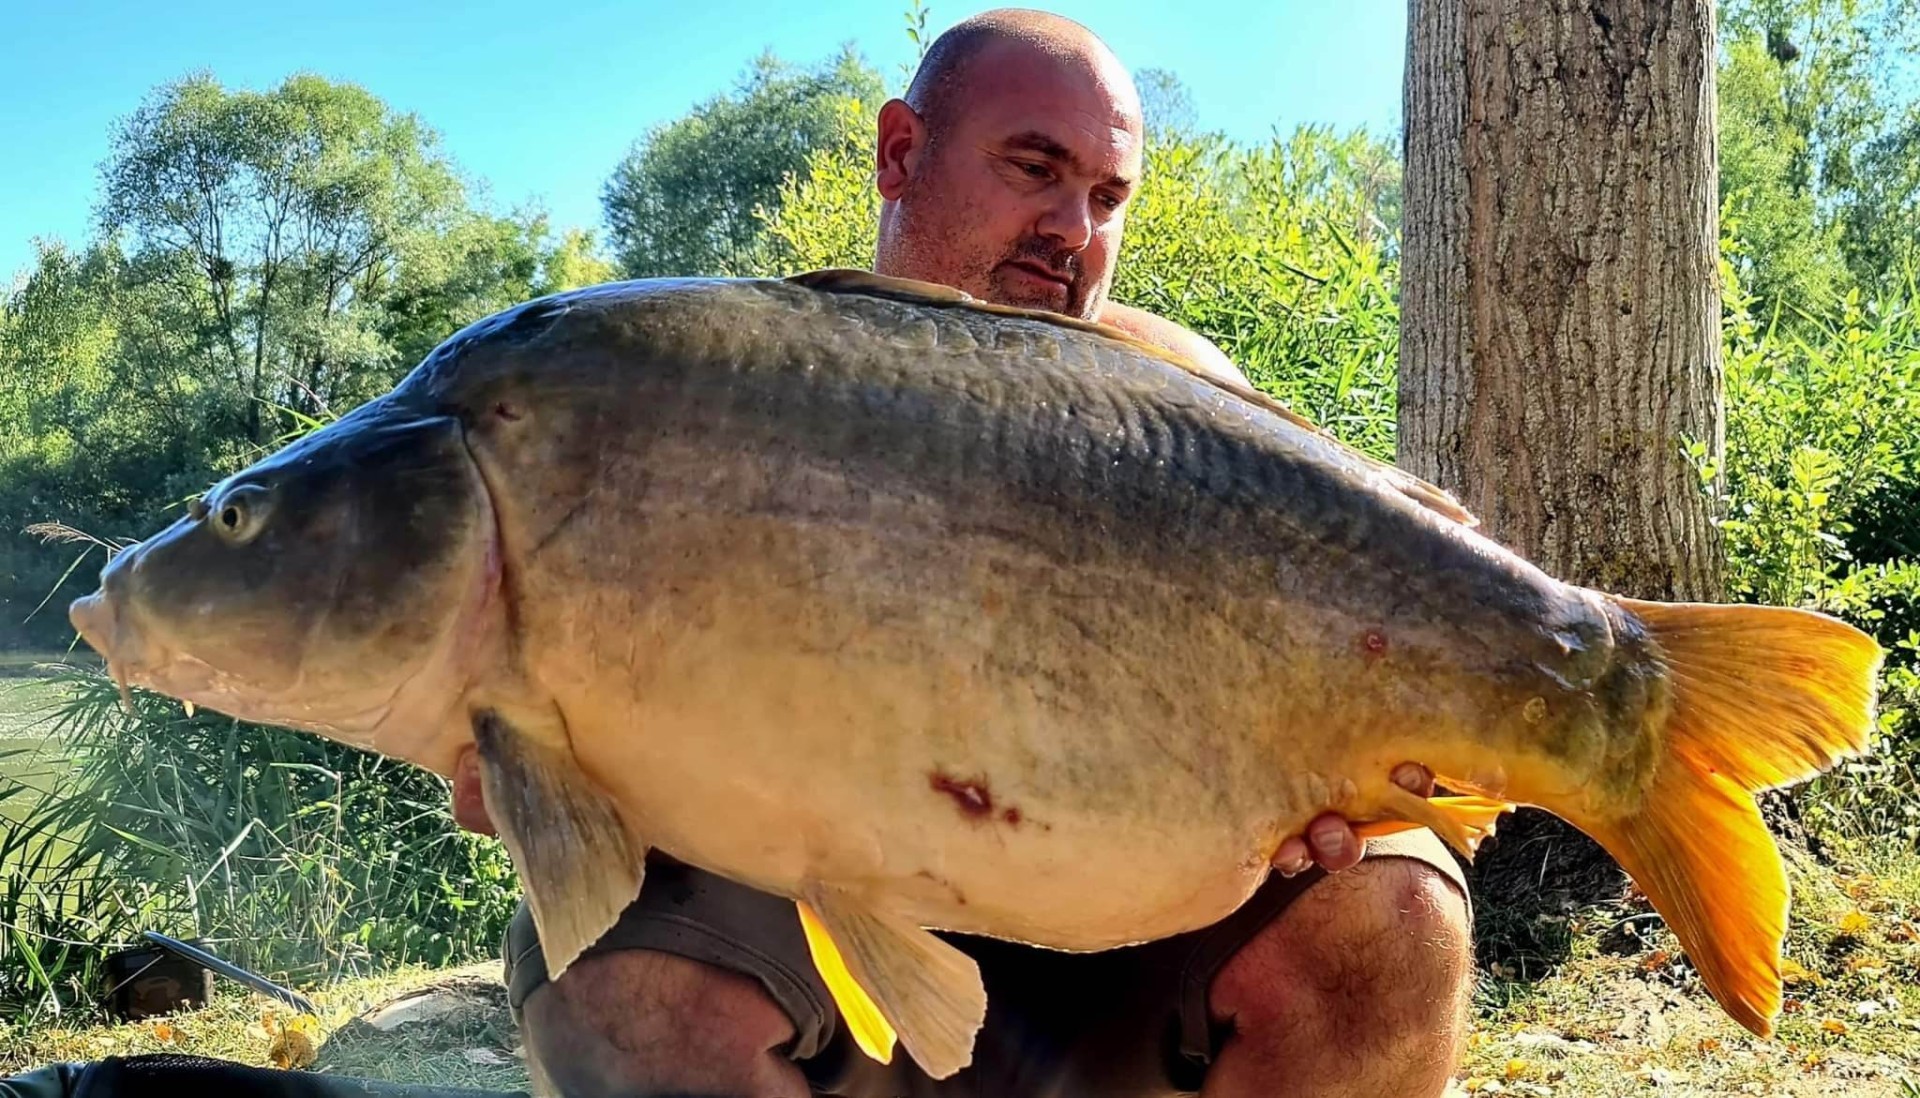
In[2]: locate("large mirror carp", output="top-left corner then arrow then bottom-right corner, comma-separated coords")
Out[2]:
68,269 -> 1882,1079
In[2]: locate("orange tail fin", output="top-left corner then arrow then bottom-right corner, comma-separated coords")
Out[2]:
1576,597 -> 1881,1037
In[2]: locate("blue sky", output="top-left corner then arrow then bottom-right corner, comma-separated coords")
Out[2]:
1,0 -> 1407,282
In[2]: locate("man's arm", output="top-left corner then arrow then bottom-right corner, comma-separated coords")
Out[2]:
1097,301 -> 1251,388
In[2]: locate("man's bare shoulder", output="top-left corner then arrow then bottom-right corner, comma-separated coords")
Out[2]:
1094,301 -> 1251,387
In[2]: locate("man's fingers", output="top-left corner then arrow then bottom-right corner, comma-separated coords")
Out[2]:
450,747 -> 496,836
1392,761 -> 1435,797
1307,814 -> 1361,872
1273,837 -> 1312,876
1273,764 -> 1434,877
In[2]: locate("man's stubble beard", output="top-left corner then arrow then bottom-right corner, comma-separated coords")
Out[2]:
986,234 -> 1093,318
883,163 -> 1099,320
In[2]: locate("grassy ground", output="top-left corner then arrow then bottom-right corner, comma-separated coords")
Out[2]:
1456,839 -> 1920,1097
0,962 -> 532,1094
0,840 -> 1911,1096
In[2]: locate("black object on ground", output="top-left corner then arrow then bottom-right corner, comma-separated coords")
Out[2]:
106,932 -> 315,1019
101,940 -> 214,1021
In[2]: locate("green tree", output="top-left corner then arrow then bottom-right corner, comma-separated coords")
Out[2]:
100,71 -> 508,441
1716,0 -> 1920,308
0,72 -> 611,649
600,47 -> 887,278
1842,112 -> 1920,281
1136,66 -> 1197,139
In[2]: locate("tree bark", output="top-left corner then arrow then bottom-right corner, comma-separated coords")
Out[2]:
1400,0 -> 1725,603
1399,0 -> 1729,948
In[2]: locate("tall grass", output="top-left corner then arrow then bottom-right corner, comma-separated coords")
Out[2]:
0,668 -> 517,1024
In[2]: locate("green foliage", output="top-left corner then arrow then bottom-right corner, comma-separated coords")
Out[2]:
1712,250 -> 1920,610
0,665 -> 517,1022
97,71 -> 466,441
747,97 -> 884,274
1110,127 -> 1403,458
0,73 -> 614,650
1717,33 -> 1851,310
1717,0 -> 1920,309
1845,111 -> 1920,283
601,47 -> 887,278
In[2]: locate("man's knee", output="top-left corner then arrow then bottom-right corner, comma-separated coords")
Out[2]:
1209,856 -> 1473,1064
520,947 -> 807,1097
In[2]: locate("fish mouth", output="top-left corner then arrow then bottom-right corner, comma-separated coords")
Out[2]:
70,580 -> 270,722
67,554 -> 389,742
68,585 -> 173,713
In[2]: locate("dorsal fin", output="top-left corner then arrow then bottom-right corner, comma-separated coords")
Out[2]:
781,268 -> 1479,528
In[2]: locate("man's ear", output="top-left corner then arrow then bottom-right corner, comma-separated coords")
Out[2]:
876,98 -> 926,201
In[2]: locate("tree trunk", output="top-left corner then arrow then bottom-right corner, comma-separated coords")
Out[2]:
1400,0 -> 1725,603
1399,0 -> 1727,960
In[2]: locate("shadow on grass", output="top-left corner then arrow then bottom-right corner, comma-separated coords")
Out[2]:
1463,810 -> 1636,999
313,974 -> 529,1095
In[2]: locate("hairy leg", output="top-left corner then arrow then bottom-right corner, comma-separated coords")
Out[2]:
1202,856 -> 1473,1098
519,947 -> 811,1098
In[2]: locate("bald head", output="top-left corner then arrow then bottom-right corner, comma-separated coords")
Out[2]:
904,9 -> 1142,148
872,9 -> 1145,320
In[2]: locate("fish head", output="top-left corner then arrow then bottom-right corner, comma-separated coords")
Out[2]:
67,395 -> 499,768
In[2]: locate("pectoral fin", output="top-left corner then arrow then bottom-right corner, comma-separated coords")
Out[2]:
796,901 -> 897,1065
472,708 -> 646,980
796,882 -> 986,1080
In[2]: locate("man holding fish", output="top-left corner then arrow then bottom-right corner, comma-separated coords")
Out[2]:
67,5 -> 1871,1097
460,10 -> 1476,1096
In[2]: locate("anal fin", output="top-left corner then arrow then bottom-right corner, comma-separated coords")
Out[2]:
472,709 -> 647,980
1349,818 -> 1423,841
1366,789 -> 1516,859
796,882 -> 986,1080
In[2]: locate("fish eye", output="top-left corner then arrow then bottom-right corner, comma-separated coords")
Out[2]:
208,484 -> 273,545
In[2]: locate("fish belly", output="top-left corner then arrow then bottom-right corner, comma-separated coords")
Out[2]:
477,291 -> 1629,950
527,505 -> 1453,951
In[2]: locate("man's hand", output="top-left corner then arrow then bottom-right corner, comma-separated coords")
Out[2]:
451,745 -> 495,836
1271,762 -> 1434,876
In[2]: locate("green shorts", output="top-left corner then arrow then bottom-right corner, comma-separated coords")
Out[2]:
503,831 -> 1466,1097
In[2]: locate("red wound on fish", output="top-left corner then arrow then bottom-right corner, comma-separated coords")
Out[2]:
929,771 -> 994,819
1361,629 -> 1389,657
1002,807 -> 1022,826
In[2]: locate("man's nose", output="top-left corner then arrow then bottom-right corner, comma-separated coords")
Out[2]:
1035,194 -> 1093,250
